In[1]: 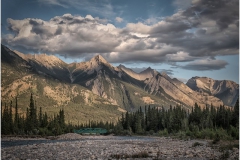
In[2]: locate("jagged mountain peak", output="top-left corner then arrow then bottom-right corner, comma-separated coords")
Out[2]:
140,67 -> 159,78
70,54 -> 116,79
87,54 -> 114,70
118,65 -> 158,81
90,54 -> 108,64
118,64 -> 126,68
118,64 -> 134,72
140,67 -> 152,73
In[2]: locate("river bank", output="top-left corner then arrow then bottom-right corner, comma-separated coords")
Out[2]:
1,133 -> 239,159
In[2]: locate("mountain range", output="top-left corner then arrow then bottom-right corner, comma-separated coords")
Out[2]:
1,44 -> 239,124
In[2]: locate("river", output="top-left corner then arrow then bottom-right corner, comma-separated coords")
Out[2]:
1,135 -> 157,148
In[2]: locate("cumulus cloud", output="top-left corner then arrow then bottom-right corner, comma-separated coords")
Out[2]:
2,0 -> 238,71
115,17 -> 123,23
3,14 -> 120,55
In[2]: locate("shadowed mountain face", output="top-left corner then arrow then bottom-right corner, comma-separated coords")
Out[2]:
1,45 -> 238,123
186,77 -> 239,106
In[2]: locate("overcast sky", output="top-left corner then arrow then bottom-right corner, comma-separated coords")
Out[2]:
1,0 -> 239,83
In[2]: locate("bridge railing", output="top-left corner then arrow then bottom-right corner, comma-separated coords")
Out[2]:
73,128 -> 107,135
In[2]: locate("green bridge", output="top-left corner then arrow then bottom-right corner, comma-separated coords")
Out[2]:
73,128 -> 108,135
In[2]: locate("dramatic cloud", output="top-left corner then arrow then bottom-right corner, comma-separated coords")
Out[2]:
166,51 -> 196,62
3,14 -> 120,55
181,59 -> 228,71
2,0 -> 238,71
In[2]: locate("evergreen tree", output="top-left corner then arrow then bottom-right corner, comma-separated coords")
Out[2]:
59,109 -> 65,128
39,107 -> 43,127
25,107 -> 30,132
232,98 -> 239,127
125,111 -> 130,130
2,103 -> 10,134
133,113 -> 142,134
14,97 -> 19,133
9,101 -> 13,134
28,93 -> 38,131
42,112 -> 48,128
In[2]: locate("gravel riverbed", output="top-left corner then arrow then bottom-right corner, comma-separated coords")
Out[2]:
1,133 -> 239,160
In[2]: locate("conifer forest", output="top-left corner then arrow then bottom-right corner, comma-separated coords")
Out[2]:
1,94 -> 239,141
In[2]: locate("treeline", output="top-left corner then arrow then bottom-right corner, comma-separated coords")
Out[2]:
1,94 -> 116,136
115,99 -> 239,140
76,120 -> 115,131
1,94 -> 69,136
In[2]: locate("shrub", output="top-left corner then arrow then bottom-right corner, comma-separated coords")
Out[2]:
228,125 -> 239,140
158,129 -> 168,136
199,128 -> 215,139
189,124 -> 199,132
212,133 -> 220,144
215,128 -> 232,140
149,130 -> 155,135
175,131 -> 186,139
194,131 -> 202,138
186,129 -> 193,137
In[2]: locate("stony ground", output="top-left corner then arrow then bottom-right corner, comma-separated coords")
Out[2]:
1,133 -> 239,160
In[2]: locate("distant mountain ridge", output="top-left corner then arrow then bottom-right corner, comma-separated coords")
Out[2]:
118,65 -> 156,81
1,44 -> 239,123
186,77 -> 239,106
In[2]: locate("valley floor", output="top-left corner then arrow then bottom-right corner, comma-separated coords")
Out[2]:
1,133 -> 239,160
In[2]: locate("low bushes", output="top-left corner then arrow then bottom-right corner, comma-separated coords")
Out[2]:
157,127 -> 237,141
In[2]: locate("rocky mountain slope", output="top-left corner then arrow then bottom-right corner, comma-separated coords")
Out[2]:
1,45 -> 122,124
141,72 -> 224,108
67,55 -> 173,110
186,77 -> 239,106
2,44 -> 238,123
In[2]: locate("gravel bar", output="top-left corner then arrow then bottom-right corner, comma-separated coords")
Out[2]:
1,133 -> 239,160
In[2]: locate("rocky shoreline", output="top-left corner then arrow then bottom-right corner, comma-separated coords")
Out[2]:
2,133 -> 239,159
